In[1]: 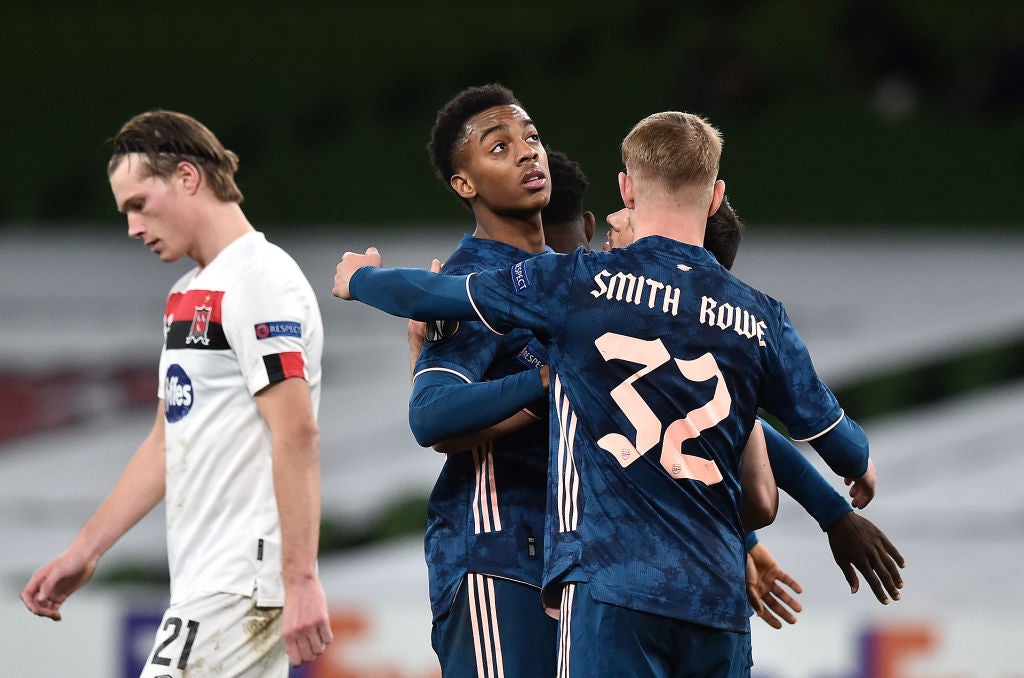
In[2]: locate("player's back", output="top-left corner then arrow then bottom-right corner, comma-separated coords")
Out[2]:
467,234 -> 842,632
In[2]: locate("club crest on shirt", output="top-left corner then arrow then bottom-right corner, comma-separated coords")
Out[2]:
425,319 -> 459,343
185,305 -> 212,346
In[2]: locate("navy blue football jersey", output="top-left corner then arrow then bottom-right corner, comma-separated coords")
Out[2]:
463,236 -> 844,632
414,235 -> 551,621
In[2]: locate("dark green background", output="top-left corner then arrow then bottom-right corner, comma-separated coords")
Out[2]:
3,1 -> 1023,229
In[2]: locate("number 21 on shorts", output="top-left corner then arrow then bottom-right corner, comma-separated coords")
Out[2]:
150,616 -> 200,671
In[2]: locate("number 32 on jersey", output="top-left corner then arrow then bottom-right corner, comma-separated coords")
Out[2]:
595,333 -> 728,485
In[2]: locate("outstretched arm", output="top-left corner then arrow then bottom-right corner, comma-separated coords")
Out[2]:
257,378 -> 333,667
334,248 -> 477,322
21,401 -> 167,620
406,258 -> 444,380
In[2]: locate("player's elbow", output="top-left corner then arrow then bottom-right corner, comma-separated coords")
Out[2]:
408,407 -> 442,448
741,488 -> 778,531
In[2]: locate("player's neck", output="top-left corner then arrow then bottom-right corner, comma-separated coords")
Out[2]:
472,212 -> 545,254
632,207 -> 706,247
191,202 -> 256,270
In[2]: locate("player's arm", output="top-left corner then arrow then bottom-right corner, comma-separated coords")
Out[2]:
761,418 -> 852,530
255,378 -> 332,667
761,419 -> 904,604
429,366 -> 550,452
21,401 -> 167,621
409,368 -> 547,448
334,248 -> 476,322
765,306 -> 875,507
406,259 -> 444,380
802,415 -> 876,509
739,420 -> 778,531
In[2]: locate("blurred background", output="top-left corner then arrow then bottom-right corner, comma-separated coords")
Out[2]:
1,2 -> 1022,676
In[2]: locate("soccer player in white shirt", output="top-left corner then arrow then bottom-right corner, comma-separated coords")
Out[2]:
21,110 -> 332,676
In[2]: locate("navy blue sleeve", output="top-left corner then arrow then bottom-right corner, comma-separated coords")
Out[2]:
805,415 -> 870,480
350,267 -> 478,321
744,531 -> 759,550
761,418 -> 852,531
408,368 -> 546,447
760,302 -> 868,479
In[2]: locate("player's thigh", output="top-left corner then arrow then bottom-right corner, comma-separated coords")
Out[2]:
432,572 -> 557,678
668,621 -> 751,678
138,593 -> 287,678
556,582 -> 750,678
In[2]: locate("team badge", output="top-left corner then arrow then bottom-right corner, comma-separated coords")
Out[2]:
425,319 -> 459,343
185,305 -> 212,346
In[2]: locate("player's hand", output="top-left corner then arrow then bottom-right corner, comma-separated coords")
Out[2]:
407,259 -> 443,380
20,551 -> 97,621
745,552 -> 765,620
332,247 -> 383,300
283,577 -> 334,667
845,457 -> 876,509
826,511 -> 905,605
747,542 -> 803,629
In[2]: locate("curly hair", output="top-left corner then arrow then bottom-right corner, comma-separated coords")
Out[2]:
427,83 -> 521,208
705,195 -> 744,270
541,146 -> 589,225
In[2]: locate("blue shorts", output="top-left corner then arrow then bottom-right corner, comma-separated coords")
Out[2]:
556,582 -> 751,678
432,572 -> 558,677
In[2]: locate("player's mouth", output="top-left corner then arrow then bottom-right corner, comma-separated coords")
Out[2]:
522,168 -> 547,190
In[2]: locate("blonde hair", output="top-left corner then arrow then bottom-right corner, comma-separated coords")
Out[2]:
621,111 -> 722,190
107,110 -> 243,203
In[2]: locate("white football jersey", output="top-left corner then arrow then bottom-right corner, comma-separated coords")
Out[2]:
158,231 -> 323,606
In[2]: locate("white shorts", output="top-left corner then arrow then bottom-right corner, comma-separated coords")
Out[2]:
138,592 -> 287,678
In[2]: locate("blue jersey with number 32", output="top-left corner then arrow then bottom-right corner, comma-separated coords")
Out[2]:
464,235 -> 843,632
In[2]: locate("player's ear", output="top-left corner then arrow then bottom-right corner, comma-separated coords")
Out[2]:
708,179 -> 726,216
451,173 -> 476,201
176,160 -> 202,196
583,211 -> 596,243
618,171 -> 635,208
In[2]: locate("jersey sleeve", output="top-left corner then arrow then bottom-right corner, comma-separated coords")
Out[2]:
760,418 -> 851,531
759,304 -> 868,479
223,269 -> 314,395
408,369 -> 546,446
465,251 -> 573,337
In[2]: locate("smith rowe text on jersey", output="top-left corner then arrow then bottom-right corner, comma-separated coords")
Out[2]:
589,268 -> 768,346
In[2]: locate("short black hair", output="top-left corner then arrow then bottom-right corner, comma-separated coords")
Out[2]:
541,146 -> 589,225
705,195 -> 744,270
427,83 -> 521,208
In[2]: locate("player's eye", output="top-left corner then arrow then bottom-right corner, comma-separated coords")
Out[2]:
490,142 -> 507,154
527,132 -> 540,143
